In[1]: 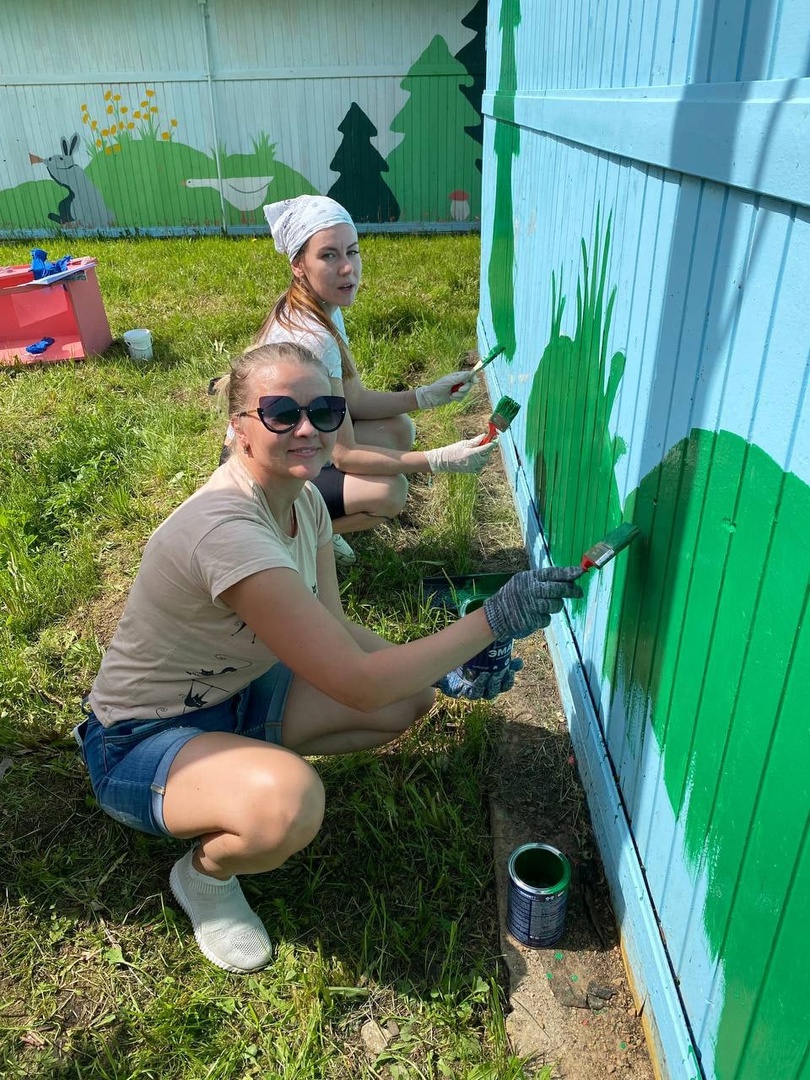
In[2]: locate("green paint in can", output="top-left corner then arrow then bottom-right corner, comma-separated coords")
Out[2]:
507,842 -> 571,947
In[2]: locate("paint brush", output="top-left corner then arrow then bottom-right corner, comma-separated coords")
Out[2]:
573,523 -> 640,577
451,343 -> 505,393
481,394 -> 520,444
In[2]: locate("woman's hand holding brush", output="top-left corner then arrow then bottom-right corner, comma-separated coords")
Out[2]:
415,369 -> 476,409
483,567 -> 584,639
424,433 -> 499,473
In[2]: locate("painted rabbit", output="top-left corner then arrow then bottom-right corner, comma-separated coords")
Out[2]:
29,133 -> 115,228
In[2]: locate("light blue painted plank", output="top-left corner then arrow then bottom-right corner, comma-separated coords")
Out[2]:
483,78 -> 810,208
744,207 -> 810,482
746,0 -> 810,82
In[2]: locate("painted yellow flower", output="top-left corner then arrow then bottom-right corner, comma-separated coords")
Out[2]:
133,110 -> 141,119
150,106 -> 158,114
170,118 -> 178,127
161,131 -> 170,140
96,139 -> 103,148
113,93 -> 121,101
82,114 -> 89,124
146,88 -> 155,97
104,90 -> 112,101
127,122 -> 135,130
110,124 -> 117,134
112,144 -> 121,153
121,106 -> 128,114
91,120 -> 98,130
101,128 -> 109,137
104,146 -> 112,155
140,101 -> 148,108
81,103 -> 88,112
106,104 -> 114,114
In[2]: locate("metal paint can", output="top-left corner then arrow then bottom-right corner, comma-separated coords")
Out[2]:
458,595 -> 514,684
507,842 -> 571,947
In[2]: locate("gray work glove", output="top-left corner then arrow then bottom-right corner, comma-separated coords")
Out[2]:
434,658 -> 524,700
415,370 -> 475,409
483,567 -> 584,640
424,433 -> 498,474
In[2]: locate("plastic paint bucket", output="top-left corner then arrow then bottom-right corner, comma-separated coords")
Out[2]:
458,595 -> 514,685
507,842 -> 571,947
123,328 -> 153,360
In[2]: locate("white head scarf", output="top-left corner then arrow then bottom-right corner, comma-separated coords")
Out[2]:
263,196 -> 356,261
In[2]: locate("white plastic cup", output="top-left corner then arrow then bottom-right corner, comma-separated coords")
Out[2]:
123,328 -> 153,360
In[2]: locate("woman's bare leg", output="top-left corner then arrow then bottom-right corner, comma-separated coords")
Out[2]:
162,736 -> 325,877
331,472 -> 409,534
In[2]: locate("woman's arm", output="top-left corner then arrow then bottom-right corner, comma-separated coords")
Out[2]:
343,378 -> 419,420
329,376 -> 492,477
220,563 -> 496,712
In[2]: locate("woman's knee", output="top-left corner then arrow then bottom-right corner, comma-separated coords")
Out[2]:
376,473 -> 409,519
386,413 -> 416,451
241,754 -> 325,855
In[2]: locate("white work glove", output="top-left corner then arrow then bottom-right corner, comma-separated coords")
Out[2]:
423,433 -> 498,474
415,370 -> 476,409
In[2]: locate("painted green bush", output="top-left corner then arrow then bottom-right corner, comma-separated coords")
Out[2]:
606,428 -> 809,1078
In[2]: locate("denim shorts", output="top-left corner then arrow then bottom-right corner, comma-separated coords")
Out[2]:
75,664 -> 293,838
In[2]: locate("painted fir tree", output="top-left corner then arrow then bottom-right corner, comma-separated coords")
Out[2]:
455,0 -> 487,172
327,102 -> 400,223
386,36 -> 481,222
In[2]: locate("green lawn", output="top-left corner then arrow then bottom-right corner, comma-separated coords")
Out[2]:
0,235 -> 548,1079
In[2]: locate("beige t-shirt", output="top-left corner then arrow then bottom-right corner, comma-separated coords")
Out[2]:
89,455 -> 331,727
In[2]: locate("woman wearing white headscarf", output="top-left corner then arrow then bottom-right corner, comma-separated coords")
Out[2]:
223,195 -> 496,566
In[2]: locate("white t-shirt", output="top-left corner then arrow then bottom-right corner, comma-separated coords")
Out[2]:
89,455 -> 331,727
258,307 -> 348,379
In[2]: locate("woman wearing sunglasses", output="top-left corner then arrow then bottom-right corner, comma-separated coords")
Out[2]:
221,194 -> 496,567
76,341 -> 583,975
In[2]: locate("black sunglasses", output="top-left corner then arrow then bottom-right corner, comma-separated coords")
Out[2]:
239,395 -> 347,434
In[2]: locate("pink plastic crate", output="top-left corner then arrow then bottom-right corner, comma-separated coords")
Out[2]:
0,257 -> 113,366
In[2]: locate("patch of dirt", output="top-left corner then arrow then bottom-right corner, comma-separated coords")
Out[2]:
488,634 -> 655,1079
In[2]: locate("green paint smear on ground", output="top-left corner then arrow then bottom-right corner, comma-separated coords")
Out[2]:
486,0 -> 521,359
525,216 -> 809,1074
525,208 -> 626,600
606,429 -> 810,1078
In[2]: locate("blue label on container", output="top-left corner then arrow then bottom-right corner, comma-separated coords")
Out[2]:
462,638 -> 514,681
507,880 -> 568,948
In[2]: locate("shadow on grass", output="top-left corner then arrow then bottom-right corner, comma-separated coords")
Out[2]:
3,728 -> 495,978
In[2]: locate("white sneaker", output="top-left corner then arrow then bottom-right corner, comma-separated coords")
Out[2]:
169,848 -> 273,973
332,533 -> 357,567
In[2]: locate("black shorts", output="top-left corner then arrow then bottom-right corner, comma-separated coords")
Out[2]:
311,463 -> 346,520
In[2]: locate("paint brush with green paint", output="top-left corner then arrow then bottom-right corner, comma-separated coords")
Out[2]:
574,523 -> 640,577
482,394 -> 520,444
451,343 -> 505,393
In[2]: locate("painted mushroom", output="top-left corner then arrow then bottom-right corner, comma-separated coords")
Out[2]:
449,189 -> 470,221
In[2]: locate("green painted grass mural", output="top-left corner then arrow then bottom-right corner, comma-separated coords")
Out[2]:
525,208 -> 627,594
18,87 -> 315,233
524,210 -> 810,1078
486,0 -> 521,359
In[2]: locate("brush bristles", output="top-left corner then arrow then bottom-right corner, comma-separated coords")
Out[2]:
490,395 -> 521,430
